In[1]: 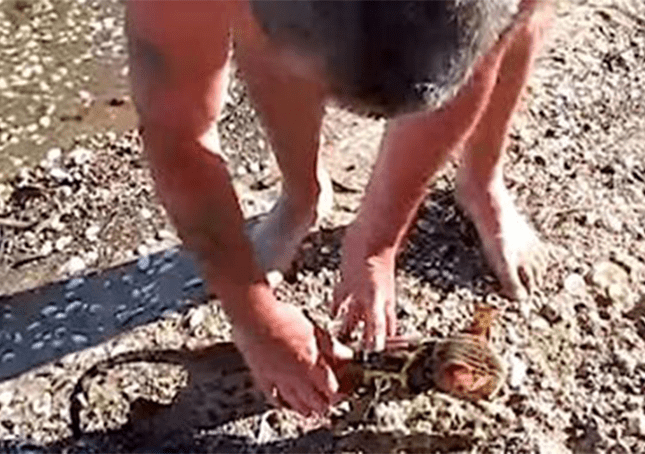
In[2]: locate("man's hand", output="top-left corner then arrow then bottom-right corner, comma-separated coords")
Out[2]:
332,225 -> 398,352
231,286 -> 353,416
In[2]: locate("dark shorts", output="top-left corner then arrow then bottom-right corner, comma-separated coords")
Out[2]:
251,0 -> 521,117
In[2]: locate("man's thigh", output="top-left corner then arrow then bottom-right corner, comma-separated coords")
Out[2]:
125,0 -> 234,133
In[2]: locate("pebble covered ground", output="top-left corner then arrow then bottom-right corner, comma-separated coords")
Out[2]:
0,0 -> 644,453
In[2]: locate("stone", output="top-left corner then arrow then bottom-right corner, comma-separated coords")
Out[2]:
85,250 -> 99,264
613,349 -> 638,376
590,261 -> 631,305
45,147 -> 62,163
38,116 -> 51,128
85,224 -> 101,241
136,254 -> 150,272
509,355 -> 527,389
157,229 -> 178,241
188,305 -> 208,333
625,412 -> 645,438
0,389 -> 14,408
266,270 -> 284,288
539,304 -> 562,324
530,316 -> 550,331
591,261 -> 629,290
54,236 -> 73,251
40,241 -> 53,257
69,147 -> 92,165
564,273 -> 587,296
136,244 -> 149,256
31,392 -> 52,416
48,166 -> 71,182
63,256 -> 86,275
607,283 -> 631,306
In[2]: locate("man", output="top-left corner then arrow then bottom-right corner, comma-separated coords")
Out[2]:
124,0 -> 551,417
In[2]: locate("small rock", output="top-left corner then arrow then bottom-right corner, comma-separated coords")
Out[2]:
0,389 -> 14,408
249,161 -> 260,173
85,250 -> 99,265
59,186 -> 72,198
508,355 -> 527,388
46,147 -> 62,163
137,254 -> 150,272
62,256 -> 86,275
603,213 -> 623,233
590,261 -> 630,305
506,325 -> 521,344
625,412 -> 645,438
539,304 -> 562,324
49,167 -> 71,182
38,116 -> 51,128
40,241 -> 53,257
31,392 -> 52,416
607,282 -> 631,306
266,270 -> 283,288
85,224 -> 101,241
188,305 -> 208,333
69,147 -> 92,165
564,273 -> 587,296
157,229 -> 178,241
530,316 -> 550,331
611,252 -> 645,282
613,349 -> 638,375
591,261 -> 629,289
54,236 -> 73,251
49,216 -> 65,232
136,244 -> 149,256
78,90 -> 93,105
140,207 -> 152,220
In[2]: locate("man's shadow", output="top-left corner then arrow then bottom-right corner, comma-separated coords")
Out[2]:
50,340 -> 474,453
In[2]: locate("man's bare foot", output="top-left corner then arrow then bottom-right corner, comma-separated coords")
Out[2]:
249,166 -> 333,274
456,174 -> 547,300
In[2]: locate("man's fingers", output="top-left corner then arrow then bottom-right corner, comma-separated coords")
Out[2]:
386,300 -> 397,337
260,381 -> 288,410
310,360 -> 340,399
331,285 -> 348,317
339,304 -> 359,339
331,337 -> 354,361
291,384 -> 326,416
281,386 -> 311,416
313,319 -> 354,363
384,334 -> 419,350
364,302 -> 387,352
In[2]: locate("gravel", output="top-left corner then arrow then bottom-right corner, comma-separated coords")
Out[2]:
0,0 -> 644,453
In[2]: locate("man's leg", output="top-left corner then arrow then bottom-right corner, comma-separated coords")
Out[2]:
233,4 -> 332,274
333,0 -> 551,349
334,28 -> 513,349
126,0 -> 349,416
456,0 -> 553,299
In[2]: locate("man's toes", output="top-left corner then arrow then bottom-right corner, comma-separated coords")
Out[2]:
500,271 -> 529,301
493,254 -> 530,300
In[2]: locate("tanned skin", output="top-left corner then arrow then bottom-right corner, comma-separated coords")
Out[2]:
125,0 -> 552,416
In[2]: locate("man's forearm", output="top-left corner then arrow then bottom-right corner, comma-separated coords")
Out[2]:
142,125 -> 266,304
